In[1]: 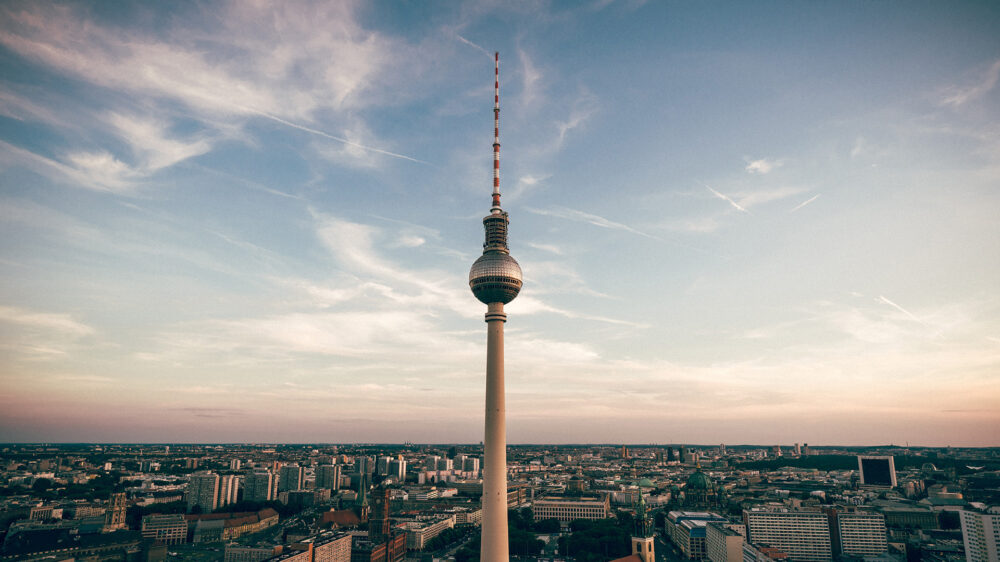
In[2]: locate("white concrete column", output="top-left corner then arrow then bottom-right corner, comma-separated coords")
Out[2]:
481,301 -> 508,562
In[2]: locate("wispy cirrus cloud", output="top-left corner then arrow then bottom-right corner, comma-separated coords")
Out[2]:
0,1 -> 423,190
527,205 -> 658,239
941,59 -> 1000,107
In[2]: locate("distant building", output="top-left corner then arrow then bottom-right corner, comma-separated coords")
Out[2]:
960,506 -> 1000,562
105,492 -> 128,529
743,508 -> 832,561
188,472 -> 220,513
835,511 -> 887,557
398,515 -> 456,551
664,511 -> 728,560
532,495 -> 609,524
219,474 -> 240,508
316,465 -> 341,490
857,456 -> 897,488
244,470 -> 274,502
279,465 -> 305,492
141,513 -> 187,545
706,522 -> 744,562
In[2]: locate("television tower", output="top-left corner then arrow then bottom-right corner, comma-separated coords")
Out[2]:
469,52 -> 522,562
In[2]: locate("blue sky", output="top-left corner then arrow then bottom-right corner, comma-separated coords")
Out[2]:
1,1 -> 998,445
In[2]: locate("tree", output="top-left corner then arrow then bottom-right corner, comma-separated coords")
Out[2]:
32,478 -> 52,494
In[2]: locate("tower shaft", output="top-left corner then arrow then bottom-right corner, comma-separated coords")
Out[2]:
482,302 -> 508,562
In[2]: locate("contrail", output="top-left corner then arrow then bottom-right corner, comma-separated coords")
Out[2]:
248,109 -> 429,165
705,184 -> 748,213
455,34 -> 493,59
877,295 -> 926,326
790,194 -> 820,212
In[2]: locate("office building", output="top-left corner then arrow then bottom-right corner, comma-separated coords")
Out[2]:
533,496 -> 609,524
141,513 -> 187,545
244,470 -> 274,502
835,511 -> 887,557
857,456 -> 897,488
665,511 -> 728,560
706,522 -> 745,562
743,508 -> 832,561
218,474 -> 239,508
187,472 -> 220,513
316,464 -> 341,490
279,464 -> 304,492
960,507 -> 1000,562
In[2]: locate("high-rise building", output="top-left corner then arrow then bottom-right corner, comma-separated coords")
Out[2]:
835,511 -> 887,557
375,456 -> 391,476
218,474 -> 239,508
857,456 -> 897,488
705,522 -> 744,562
279,464 -> 304,492
793,443 -> 801,456
743,508 -> 832,562
388,459 -> 407,481
316,465 -> 341,490
230,459 -> 241,471
960,506 -> 1000,562
243,470 -> 273,502
187,472 -> 220,513
468,52 -> 523,562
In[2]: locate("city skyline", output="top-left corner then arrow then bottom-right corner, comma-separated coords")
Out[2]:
1,1 -> 998,446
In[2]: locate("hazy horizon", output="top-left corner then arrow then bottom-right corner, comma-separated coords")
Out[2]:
1,1 -> 998,446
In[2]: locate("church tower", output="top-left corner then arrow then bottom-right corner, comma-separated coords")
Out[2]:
631,496 -> 655,562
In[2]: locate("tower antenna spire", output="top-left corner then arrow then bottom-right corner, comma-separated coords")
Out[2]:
492,51 -> 502,214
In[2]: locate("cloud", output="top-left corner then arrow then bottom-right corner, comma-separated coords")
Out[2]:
0,305 -> 95,359
555,88 -> 598,148
518,48 -> 543,108
526,242 -> 564,255
508,173 -> 551,200
941,59 -> 1000,107
0,1 -> 425,189
745,157 -> 783,174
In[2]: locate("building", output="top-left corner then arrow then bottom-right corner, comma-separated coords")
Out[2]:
743,508 -> 832,562
630,498 -> 655,562
960,506 -> 1000,562
706,522 -> 745,562
105,492 -> 128,530
467,51 -> 523,562
188,472 -> 220,513
280,464 -> 305,492
742,543 -> 790,562
398,515 -> 456,551
317,465 -> 342,490
665,512 -> 728,560
835,511 -> 887,557
533,495 -> 610,524
225,544 -> 283,562
857,456 -> 897,488
141,513 -> 187,545
219,474 -> 240,508
245,470 -> 274,501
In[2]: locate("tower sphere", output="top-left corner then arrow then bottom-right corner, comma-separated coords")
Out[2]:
469,252 -> 522,304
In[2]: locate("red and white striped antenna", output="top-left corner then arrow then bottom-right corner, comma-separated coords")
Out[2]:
491,51 -> 502,214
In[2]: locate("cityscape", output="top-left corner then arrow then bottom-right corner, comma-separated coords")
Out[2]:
1,1 -> 999,561
0,443 -> 998,561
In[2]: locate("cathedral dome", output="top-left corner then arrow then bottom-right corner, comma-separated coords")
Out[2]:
686,470 -> 712,490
